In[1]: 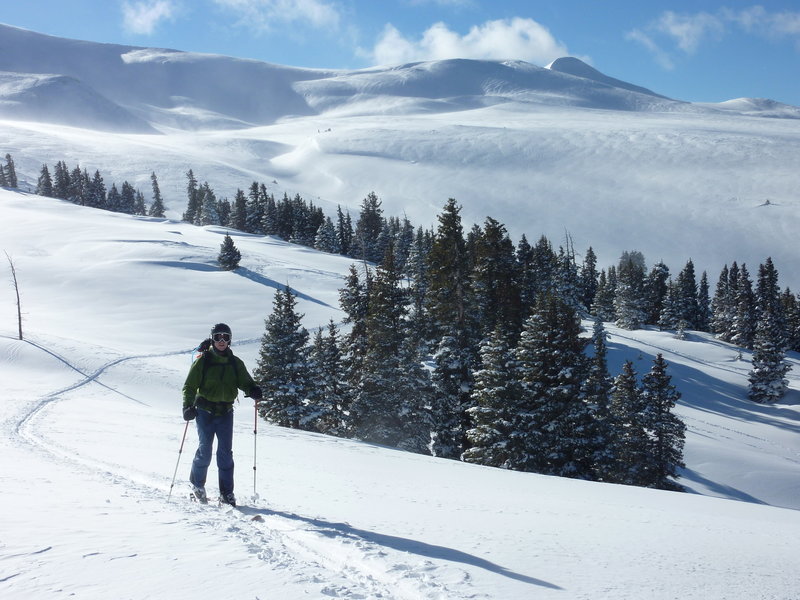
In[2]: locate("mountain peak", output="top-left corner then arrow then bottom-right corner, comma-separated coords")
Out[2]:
546,56 -> 667,99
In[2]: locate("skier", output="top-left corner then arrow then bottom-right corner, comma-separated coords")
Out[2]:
182,323 -> 262,506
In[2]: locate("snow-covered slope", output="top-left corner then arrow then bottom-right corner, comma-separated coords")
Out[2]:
1,188 -> 800,599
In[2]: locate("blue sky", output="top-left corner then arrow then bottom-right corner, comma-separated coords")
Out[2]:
3,0 -> 799,105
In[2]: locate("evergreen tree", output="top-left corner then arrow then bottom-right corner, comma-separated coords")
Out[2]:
106,183 -> 122,212
583,317 -> 617,481
748,310 -> 791,403
748,258 -> 791,403
4,154 -> 18,188
314,217 -> 340,253
255,286 -> 312,429
615,252 -> 646,329
308,321 -> 349,436
609,360 -> 650,485
675,259 -> 699,329
336,205 -> 353,256
229,189 -> 248,232
710,264 -> 732,339
352,246 -> 431,452
696,271 -> 711,332
579,246 -> 599,311
53,161 -> 70,200
644,261 -> 670,325
0,159 -> 6,187
515,293 -> 590,477
463,328 -> 521,468
217,234 -> 241,270
640,354 -> 686,490
730,264 -> 755,349
351,191 -> 384,263
182,169 -> 200,224
198,182 -> 220,225
245,182 -> 265,234
133,190 -> 147,216
217,197 -> 231,227
426,199 -> 477,459
591,269 -> 616,322
119,181 -> 136,214
471,217 -> 521,338
339,264 -> 372,410
149,172 -> 165,217
36,164 -> 53,197
86,170 -> 106,209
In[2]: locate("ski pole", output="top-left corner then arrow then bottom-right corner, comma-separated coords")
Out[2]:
167,420 -> 190,502
253,401 -> 258,499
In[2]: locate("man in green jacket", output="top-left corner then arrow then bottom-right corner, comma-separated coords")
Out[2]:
182,323 -> 262,506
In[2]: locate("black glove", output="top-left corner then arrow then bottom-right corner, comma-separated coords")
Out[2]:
183,405 -> 197,421
249,386 -> 263,401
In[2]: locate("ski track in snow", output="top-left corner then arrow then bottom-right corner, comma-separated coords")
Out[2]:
6,335 -> 481,600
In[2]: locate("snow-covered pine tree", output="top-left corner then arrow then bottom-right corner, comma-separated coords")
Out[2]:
36,165 -> 53,197
133,190 -> 147,216
148,172 -> 165,218
119,181 -> 137,215
426,199 -> 477,459
471,217 -> 522,338
463,327 -> 521,469
308,321 -> 348,436
710,264 -> 732,340
583,316 -> 618,481
748,310 -> 791,403
591,269 -> 616,322
84,170 -> 106,209
4,154 -> 17,188
351,244 -> 409,446
350,191 -> 384,263
609,360 -> 650,485
338,264 -> 372,419
182,169 -> 200,223
675,259 -> 699,329
697,271 -> 711,332
730,264 -> 755,349
748,259 -> 791,403
640,354 -> 686,490
197,182 -> 219,225
254,286 -> 312,429
579,246 -> 599,312
614,252 -> 646,330
314,217 -> 340,254
515,293 -> 590,477
217,234 -> 241,271
644,261 -> 670,325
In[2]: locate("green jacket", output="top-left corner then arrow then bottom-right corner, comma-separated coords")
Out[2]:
182,348 -> 257,413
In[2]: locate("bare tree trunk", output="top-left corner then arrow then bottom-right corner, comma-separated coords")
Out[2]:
5,251 -> 22,340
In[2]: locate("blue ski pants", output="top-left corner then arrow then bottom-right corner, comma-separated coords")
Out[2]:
189,408 -> 235,495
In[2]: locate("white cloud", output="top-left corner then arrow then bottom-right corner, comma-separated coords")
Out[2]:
368,18 -> 570,66
654,11 -> 724,54
213,0 -> 342,31
630,6 -> 800,68
121,0 -> 176,35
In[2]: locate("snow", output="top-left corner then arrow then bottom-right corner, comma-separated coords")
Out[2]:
2,189 -> 800,599
1,23 -> 800,290
1,23 -> 800,598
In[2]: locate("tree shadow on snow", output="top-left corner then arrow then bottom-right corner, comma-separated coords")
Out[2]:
234,267 -> 336,309
237,506 -> 562,590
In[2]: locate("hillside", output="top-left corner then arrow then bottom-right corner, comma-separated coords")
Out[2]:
1,188 -> 800,598
0,23 -> 799,293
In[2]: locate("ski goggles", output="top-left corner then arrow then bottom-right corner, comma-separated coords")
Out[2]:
212,333 -> 231,343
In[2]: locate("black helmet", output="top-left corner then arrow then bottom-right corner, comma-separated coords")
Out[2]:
211,323 -> 232,337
